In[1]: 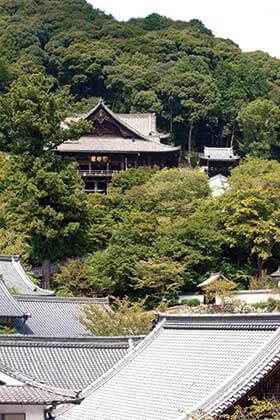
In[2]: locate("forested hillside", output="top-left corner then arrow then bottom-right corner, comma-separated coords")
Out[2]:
0,0 -> 279,155
0,0 -> 279,305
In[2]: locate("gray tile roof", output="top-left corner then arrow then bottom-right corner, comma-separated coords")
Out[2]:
198,272 -> 227,288
12,295 -> 109,337
58,313 -> 280,420
0,255 -> 54,295
57,135 -> 180,154
0,385 -> 78,405
0,335 -> 142,391
58,101 -> 179,154
0,358 -> 80,405
118,113 -> 168,140
200,147 -> 240,161
0,277 -> 29,319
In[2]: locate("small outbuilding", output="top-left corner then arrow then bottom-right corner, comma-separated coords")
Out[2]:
199,147 -> 240,176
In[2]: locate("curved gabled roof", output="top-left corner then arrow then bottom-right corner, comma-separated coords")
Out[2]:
0,277 -> 29,319
0,255 -> 54,296
58,313 -> 280,420
83,102 -> 152,142
58,101 -> 180,154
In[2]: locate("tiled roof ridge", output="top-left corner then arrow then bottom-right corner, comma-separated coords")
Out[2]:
0,255 -> 16,261
187,325 -> 280,418
158,312 -> 280,324
14,295 -> 109,304
118,112 -> 155,117
0,335 -> 144,349
0,359 -> 78,399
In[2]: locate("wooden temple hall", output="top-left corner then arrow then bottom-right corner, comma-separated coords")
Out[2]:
57,101 -> 180,193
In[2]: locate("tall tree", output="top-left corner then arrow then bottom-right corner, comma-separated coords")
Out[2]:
0,73 -> 89,155
237,99 -> 280,158
157,70 -> 219,161
0,73 -> 91,287
2,155 -> 90,288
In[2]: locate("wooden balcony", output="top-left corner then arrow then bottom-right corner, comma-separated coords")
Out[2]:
77,169 -> 120,177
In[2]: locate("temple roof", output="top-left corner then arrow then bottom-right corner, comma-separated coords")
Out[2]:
58,313 -> 280,420
57,135 -> 180,154
0,277 -> 29,319
200,147 -> 240,161
57,101 -> 180,154
198,272 -> 227,288
12,295 -> 109,337
0,255 -> 54,296
0,385 -> 78,405
117,113 -> 169,140
0,358 -> 79,405
0,335 -> 143,391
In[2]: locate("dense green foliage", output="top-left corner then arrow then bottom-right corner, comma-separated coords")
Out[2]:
42,159 -> 280,304
0,73 -> 92,286
0,0 -> 279,154
0,1 -> 279,302
80,297 -> 163,336
221,398 -> 280,419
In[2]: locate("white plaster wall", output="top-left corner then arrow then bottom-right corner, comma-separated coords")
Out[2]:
180,290 -> 280,305
0,405 -> 45,420
217,289 -> 280,305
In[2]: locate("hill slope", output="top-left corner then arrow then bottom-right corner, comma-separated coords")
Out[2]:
0,0 -> 279,152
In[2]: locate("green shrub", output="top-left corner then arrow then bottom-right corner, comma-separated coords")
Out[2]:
181,298 -> 201,307
253,298 -> 280,312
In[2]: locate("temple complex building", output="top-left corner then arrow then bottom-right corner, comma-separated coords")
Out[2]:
199,146 -> 240,177
56,101 -> 180,193
57,313 -> 280,420
0,255 -> 109,337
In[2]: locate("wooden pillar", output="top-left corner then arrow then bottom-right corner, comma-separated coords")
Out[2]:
94,181 -> 98,193
125,156 -> 128,171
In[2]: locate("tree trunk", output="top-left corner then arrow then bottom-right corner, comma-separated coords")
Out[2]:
257,256 -> 265,275
187,122 -> 193,166
42,258 -> 51,289
230,126 -> 235,148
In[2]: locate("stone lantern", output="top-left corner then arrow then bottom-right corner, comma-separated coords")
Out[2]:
270,267 -> 280,288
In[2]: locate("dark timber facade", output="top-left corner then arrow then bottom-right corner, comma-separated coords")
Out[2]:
57,101 -> 180,193
199,146 -> 240,177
